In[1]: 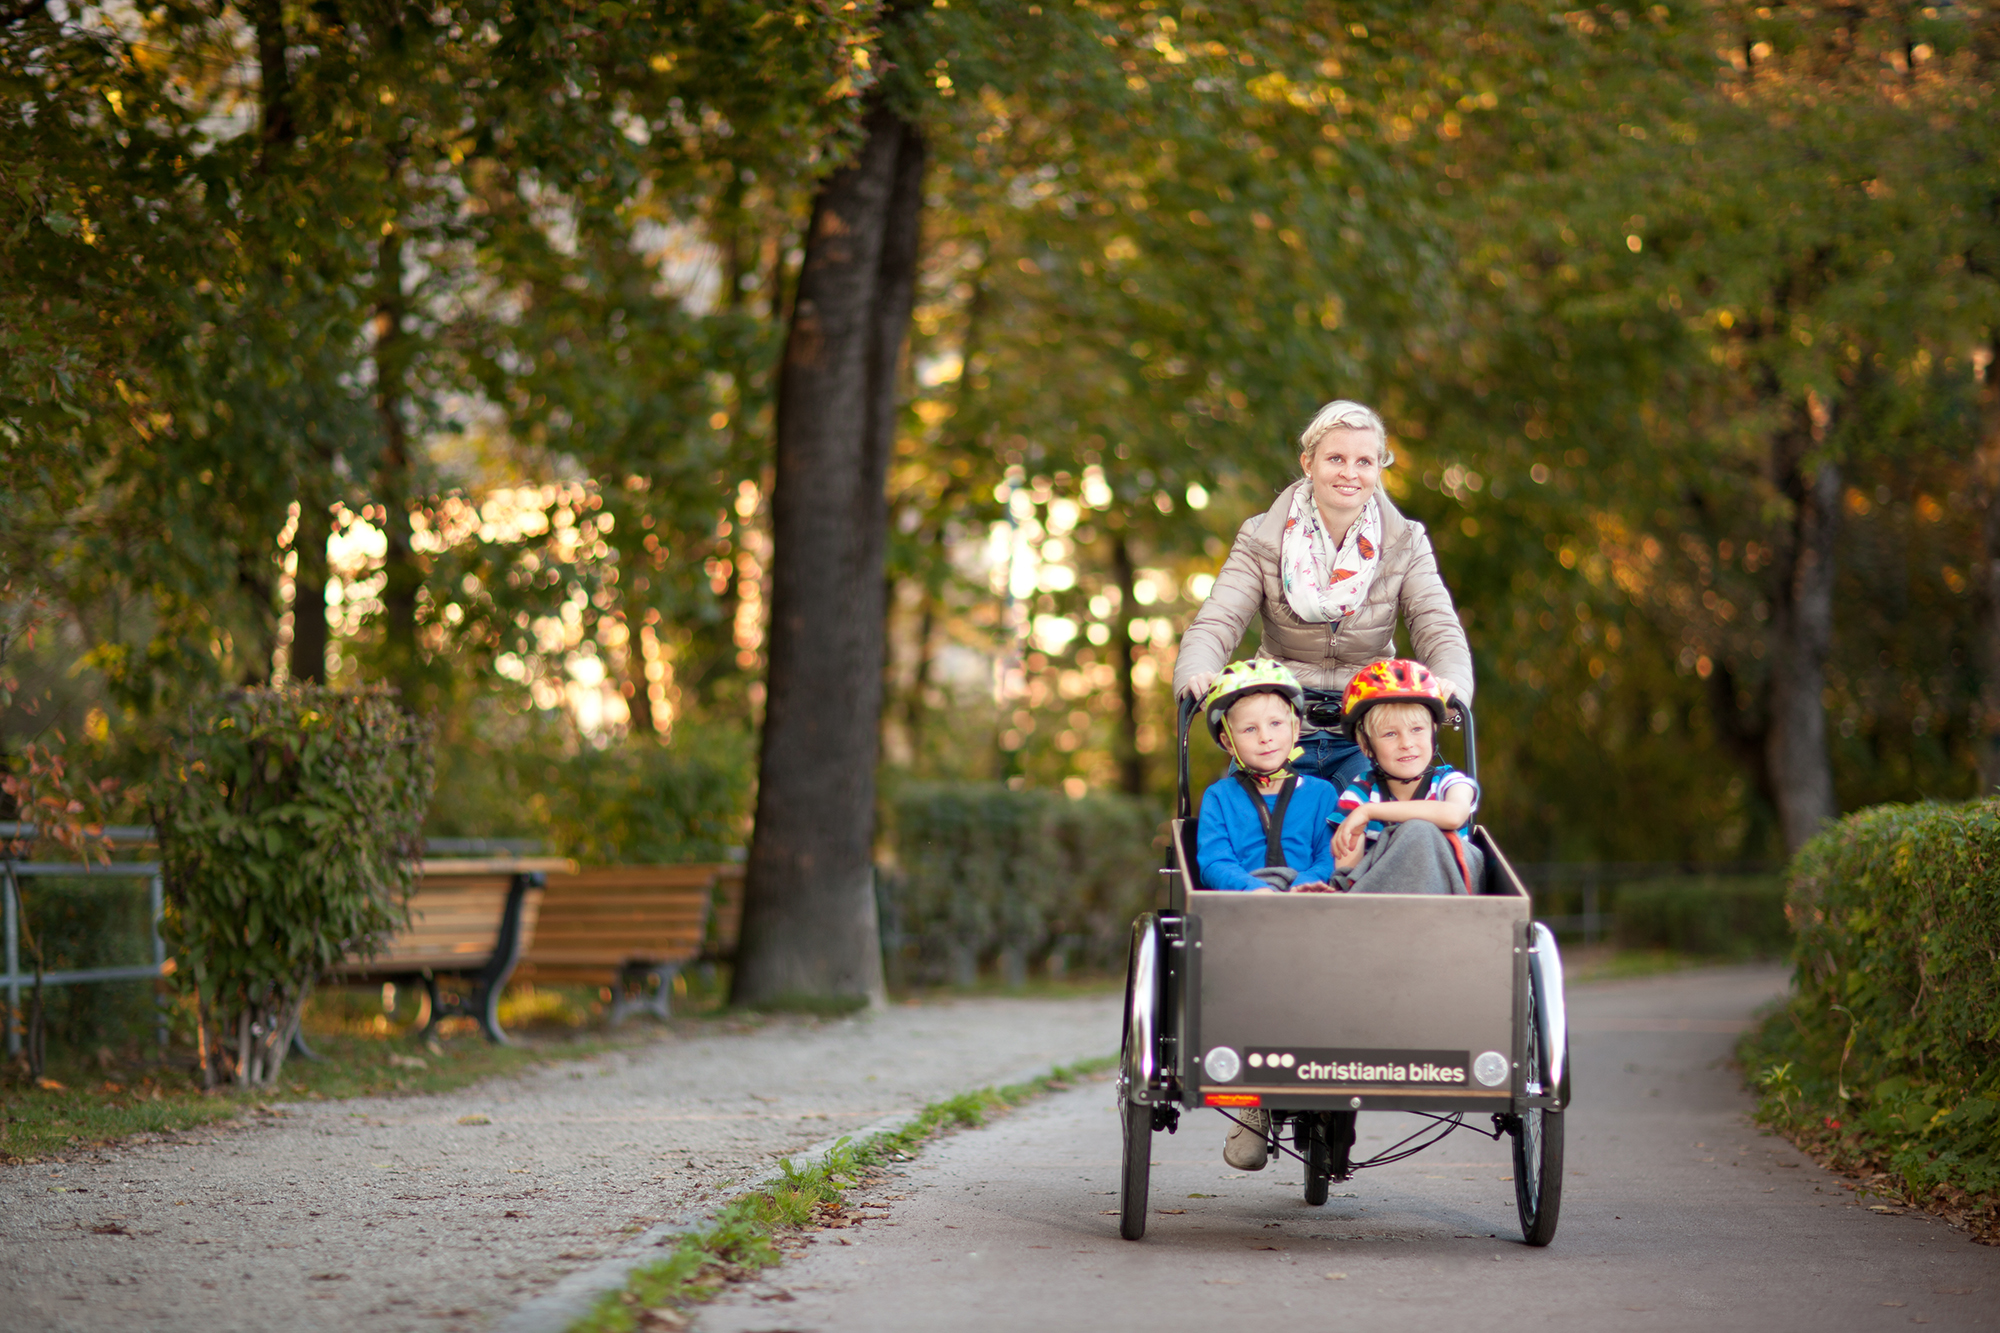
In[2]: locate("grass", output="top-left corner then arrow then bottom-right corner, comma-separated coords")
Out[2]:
568,1056 -> 1117,1333
0,977 -> 737,1162
1557,943 -> 1782,984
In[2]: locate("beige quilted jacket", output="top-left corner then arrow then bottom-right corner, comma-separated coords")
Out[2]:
1172,479 -> 1474,703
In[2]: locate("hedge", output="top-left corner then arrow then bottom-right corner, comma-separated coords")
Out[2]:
881,783 -> 1160,986
1609,873 -> 1788,957
1744,800 -> 2000,1220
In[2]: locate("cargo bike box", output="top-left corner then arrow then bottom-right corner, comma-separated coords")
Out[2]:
1116,696 -> 1571,1244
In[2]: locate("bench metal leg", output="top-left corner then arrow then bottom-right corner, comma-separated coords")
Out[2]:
414,974 -> 443,1042
607,963 -> 678,1028
472,972 -> 508,1045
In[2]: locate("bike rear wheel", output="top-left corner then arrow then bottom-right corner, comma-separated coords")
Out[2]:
1120,1099 -> 1152,1240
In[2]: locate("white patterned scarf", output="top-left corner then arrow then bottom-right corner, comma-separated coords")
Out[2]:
1280,486 -> 1382,624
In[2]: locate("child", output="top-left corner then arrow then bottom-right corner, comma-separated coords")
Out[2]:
1193,659 -> 1339,1172
1328,658 -> 1483,895
1195,658 -> 1340,895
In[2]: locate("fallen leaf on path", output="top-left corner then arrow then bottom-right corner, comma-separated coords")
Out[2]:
1156,1209 -> 1186,1215
503,1211 -> 530,1218
1098,1210 -> 1119,1216
37,1077 -> 66,1091
457,1114 -> 491,1126
1324,1273 -> 1347,1281
1868,1205 -> 1903,1215
308,1273 -> 349,1281
1880,1302 -> 1905,1308
91,1223 -> 130,1236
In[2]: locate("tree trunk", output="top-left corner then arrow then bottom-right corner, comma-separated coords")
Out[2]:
731,102 -> 924,1009
1973,337 -> 2000,794
1110,529 -> 1145,796
373,218 -> 422,706
248,0 -> 294,164
1764,415 -> 1841,852
905,589 -> 935,764
291,496 -> 330,683
623,585 -> 656,737
251,0 -> 312,686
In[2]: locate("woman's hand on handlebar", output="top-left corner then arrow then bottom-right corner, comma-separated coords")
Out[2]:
1180,671 -> 1217,702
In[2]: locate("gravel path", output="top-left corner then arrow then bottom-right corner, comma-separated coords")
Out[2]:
0,994 -> 1118,1333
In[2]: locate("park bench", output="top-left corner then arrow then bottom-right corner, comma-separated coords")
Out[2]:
329,856 -> 571,1044
517,864 -> 741,1025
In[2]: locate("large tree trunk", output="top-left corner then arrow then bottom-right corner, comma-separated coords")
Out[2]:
1972,337 -> 2000,794
1109,529 -> 1145,796
731,102 -> 924,1009
1764,415 -> 1841,852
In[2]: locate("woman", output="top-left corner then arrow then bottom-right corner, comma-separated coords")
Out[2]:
1173,399 -> 1473,791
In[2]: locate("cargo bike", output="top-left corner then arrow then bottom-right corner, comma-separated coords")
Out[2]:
1116,695 -> 1571,1245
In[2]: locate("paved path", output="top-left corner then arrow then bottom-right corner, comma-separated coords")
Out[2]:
0,995 -> 1119,1333
700,965 -> 2000,1333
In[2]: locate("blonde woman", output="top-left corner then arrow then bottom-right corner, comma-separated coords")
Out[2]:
1173,400 -> 1473,791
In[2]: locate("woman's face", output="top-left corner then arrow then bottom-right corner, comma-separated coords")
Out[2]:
1300,425 -> 1383,518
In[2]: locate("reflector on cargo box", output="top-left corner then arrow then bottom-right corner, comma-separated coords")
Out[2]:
1203,1092 -> 1262,1108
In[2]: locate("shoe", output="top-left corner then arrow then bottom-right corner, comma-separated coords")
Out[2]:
1223,1108 -> 1269,1171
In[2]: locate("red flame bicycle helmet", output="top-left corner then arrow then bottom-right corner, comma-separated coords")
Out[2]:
1340,657 -> 1450,736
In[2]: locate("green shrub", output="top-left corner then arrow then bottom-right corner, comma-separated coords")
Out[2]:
882,783 -> 1158,985
155,685 -> 433,1087
426,720 -> 754,862
1609,874 -> 1788,956
1743,800 -> 2000,1210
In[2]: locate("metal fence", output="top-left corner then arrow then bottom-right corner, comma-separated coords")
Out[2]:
1,823 -> 170,1057
1,825 -> 549,1058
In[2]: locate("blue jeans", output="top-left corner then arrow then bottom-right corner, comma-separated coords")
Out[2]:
1293,730 -> 1367,791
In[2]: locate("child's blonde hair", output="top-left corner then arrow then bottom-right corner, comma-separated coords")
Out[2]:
1356,700 -> 1436,754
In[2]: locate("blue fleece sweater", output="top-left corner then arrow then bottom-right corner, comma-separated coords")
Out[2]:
1196,771 -> 1339,892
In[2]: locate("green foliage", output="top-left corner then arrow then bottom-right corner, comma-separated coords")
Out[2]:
882,782 -> 1157,984
1592,874 -> 1789,957
1744,800 -> 2000,1222
426,719 -> 755,863
155,685 -> 434,1087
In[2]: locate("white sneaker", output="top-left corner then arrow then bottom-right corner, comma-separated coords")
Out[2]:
1223,1108 -> 1269,1171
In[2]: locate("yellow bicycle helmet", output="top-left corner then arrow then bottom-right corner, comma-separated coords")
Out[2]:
1201,658 -> 1306,748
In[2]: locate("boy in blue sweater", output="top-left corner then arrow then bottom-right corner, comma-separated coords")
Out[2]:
1195,658 -> 1338,894
1194,659 -> 1336,1170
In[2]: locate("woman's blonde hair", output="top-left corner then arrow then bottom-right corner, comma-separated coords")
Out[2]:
1299,399 -> 1393,468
